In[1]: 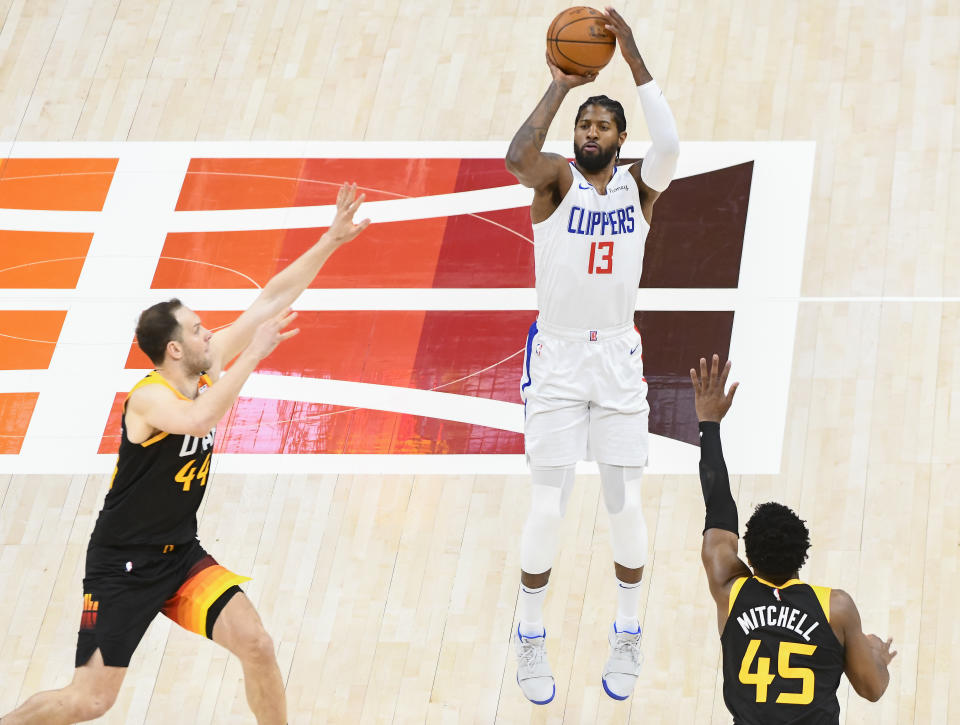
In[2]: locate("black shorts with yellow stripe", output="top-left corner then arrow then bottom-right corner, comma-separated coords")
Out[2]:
76,539 -> 249,668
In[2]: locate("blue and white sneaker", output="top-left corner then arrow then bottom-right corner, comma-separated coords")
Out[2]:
514,624 -> 555,705
602,621 -> 643,700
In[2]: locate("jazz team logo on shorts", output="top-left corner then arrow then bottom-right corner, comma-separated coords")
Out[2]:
80,593 -> 99,630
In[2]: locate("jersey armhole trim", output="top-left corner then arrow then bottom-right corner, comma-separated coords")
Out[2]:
810,584 -> 832,621
728,576 -> 748,615
141,431 -> 169,447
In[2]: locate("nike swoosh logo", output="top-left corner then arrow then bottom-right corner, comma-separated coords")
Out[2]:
579,183 -> 591,189
630,344 -> 640,355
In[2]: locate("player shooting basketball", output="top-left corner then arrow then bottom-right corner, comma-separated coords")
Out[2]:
692,354 -> 897,723
1,185 -> 369,725
504,6 -> 679,704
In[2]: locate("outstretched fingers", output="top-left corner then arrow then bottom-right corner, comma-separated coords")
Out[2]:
725,380 -> 739,405
337,182 -> 359,210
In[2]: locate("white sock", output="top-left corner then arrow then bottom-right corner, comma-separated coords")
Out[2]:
518,583 -> 548,637
615,578 -> 642,633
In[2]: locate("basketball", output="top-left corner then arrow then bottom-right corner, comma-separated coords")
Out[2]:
546,6 -> 617,76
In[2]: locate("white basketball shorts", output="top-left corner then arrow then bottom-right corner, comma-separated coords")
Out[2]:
520,319 -> 650,467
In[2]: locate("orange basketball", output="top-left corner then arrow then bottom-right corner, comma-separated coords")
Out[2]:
546,6 -> 617,76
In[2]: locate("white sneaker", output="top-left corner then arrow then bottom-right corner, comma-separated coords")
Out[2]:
514,624 -> 556,705
602,621 -> 643,700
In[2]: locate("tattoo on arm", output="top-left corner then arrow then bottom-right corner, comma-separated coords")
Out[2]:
507,83 -> 568,163
518,126 -> 549,149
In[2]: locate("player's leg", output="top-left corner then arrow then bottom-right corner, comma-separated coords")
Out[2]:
1,650 -> 126,725
589,330 -> 650,700
3,542 -> 172,724
598,462 -> 648,632
515,462 -> 575,705
210,592 -> 286,725
594,451 -> 648,700
517,331 -> 587,704
160,546 -> 282,724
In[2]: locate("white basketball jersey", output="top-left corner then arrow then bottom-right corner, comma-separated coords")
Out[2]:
532,162 -> 649,331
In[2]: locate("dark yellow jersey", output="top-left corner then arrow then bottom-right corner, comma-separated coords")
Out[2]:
721,576 -> 844,725
90,371 -> 215,548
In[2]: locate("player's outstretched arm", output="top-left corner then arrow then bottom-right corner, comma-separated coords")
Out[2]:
128,310 -> 299,439
832,589 -> 897,702
505,54 -> 595,197
691,354 -> 751,629
603,7 -> 679,216
209,183 -> 370,373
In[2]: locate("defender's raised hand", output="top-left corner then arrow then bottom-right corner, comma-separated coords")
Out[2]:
868,635 -> 898,666
690,354 -> 739,423
327,183 -> 371,246
249,308 -> 300,361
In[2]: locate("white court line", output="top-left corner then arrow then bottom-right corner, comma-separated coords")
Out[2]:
104,370 -> 525,434
17,146 -> 194,460
0,288 -> 741,311
0,433 -> 699,475
0,141 -> 813,233
798,297 -> 960,303
0,185 -> 534,233
2,290 -> 955,311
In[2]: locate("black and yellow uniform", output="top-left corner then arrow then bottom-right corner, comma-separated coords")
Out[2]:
91,371 -> 216,548
721,576 -> 844,724
77,371 -> 248,667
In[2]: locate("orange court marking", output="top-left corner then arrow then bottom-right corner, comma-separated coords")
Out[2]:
0,231 -> 93,288
0,158 -> 117,211
0,311 -> 67,369
0,392 -> 39,453
175,158 -> 462,210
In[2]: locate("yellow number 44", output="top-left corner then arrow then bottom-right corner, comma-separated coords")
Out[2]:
174,453 -> 211,492
739,639 -> 817,705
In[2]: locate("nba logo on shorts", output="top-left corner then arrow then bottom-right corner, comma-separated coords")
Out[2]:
589,330 -> 598,341
535,343 -> 542,356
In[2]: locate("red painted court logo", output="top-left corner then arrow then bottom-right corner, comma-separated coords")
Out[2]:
80,593 -> 99,630
0,142 -> 812,474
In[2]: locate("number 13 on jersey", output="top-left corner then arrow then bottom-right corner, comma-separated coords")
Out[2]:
588,241 -> 614,274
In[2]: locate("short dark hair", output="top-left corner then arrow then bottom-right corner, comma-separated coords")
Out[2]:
743,502 -> 811,581
135,298 -> 183,366
575,95 -> 627,133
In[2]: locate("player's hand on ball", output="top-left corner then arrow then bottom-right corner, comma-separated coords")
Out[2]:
602,7 -> 642,65
546,51 -> 598,89
327,182 -> 371,245
690,354 -> 739,423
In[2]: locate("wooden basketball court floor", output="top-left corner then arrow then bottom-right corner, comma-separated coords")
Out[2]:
1,1 -> 958,723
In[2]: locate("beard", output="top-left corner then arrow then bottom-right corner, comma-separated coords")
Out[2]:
574,142 -> 618,172
182,347 -> 211,376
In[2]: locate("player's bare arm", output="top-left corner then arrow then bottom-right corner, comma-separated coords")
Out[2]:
208,183 -> 370,372
830,588 -> 897,702
505,55 -> 596,223
126,310 -> 299,442
602,7 -> 679,223
691,354 -> 750,630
